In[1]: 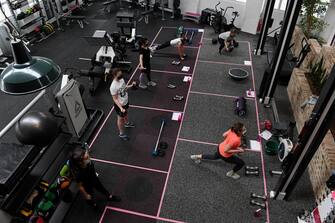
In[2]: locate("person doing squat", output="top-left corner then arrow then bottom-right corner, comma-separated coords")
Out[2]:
190,122 -> 246,180
218,28 -> 239,54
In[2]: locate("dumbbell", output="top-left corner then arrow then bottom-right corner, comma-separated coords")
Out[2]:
254,208 -> 262,218
250,200 -> 266,209
269,170 -> 282,176
250,193 -> 267,201
158,141 -> 168,150
245,170 -> 259,176
245,166 -> 259,171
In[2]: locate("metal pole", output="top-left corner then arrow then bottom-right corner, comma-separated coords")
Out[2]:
0,90 -> 46,139
259,0 -> 304,105
255,0 -> 276,55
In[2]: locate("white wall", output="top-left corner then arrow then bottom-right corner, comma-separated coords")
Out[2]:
179,0 -> 246,29
241,0 -> 263,34
321,0 -> 335,45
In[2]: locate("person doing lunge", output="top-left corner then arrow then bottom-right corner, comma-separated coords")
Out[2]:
190,122 -> 246,180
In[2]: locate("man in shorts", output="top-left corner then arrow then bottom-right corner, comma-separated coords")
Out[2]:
110,68 -> 136,140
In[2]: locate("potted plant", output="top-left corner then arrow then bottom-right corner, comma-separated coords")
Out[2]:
305,56 -> 327,95
299,0 -> 329,43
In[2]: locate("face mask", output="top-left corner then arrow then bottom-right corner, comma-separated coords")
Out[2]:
117,75 -> 123,80
242,128 -> 247,136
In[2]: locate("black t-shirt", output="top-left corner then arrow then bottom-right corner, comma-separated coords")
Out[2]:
74,162 -> 97,185
139,47 -> 151,68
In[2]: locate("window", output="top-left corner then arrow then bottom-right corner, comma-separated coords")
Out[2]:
235,0 -> 247,2
274,0 -> 288,11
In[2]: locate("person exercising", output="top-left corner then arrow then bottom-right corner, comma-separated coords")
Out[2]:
150,34 -> 188,61
139,38 -> 157,89
218,28 -> 239,54
190,122 -> 246,180
110,68 -> 135,141
69,146 -> 121,208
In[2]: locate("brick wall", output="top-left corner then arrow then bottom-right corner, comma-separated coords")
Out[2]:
288,28 -> 335,200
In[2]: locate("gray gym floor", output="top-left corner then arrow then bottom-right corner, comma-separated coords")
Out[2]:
0,5 -> 315,222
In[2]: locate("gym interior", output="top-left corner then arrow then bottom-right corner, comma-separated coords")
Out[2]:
0,0 -> 335,222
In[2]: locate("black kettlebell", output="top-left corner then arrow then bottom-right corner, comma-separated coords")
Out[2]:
212,38 -> 218,45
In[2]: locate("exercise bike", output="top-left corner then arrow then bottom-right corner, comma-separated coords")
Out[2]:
210,2 -> 240,33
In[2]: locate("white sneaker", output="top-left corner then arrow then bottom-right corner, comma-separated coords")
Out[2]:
148,81 -> 157,86
190,155 -> 201,164
226,170 -> 234,177
226,170 -> 240,180
139,84 -> 148,89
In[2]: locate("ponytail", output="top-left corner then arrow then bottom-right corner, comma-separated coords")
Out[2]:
231,122 -> 244,134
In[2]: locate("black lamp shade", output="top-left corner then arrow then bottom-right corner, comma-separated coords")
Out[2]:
0,40 -> 61,95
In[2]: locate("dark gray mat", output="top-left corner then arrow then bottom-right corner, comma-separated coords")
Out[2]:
90,108 -> 180,171
128,70 -> 189,112
64,161 -> 166,221
179,93 -> 259,143
159,140 -> 266,223
199,38 -> 251,64
191,62 -> 253,97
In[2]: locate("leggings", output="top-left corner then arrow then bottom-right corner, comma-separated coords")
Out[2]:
139,66 -> 151,84
202,148 -> 245,172
155,41 -> 171,50
83,176 -> 110,198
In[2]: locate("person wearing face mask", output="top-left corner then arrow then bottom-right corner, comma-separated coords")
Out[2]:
138,38 -> 157,89
190,122 -> 246,180
110,68 -> 136,141
70,146 -> 121,207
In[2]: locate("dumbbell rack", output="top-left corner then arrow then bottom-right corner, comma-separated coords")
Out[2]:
5,0 -> 43,35
298,190 -> 335,223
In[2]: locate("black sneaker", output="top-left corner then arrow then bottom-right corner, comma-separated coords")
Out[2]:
119,134 -> 130,141
108,195 -> 122,202
125,122 -> 135,128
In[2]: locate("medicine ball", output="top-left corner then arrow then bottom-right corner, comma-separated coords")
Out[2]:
212,38 -> 218,45
15,111 -> 59,147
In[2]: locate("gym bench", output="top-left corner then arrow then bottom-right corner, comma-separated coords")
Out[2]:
102,0 -> 117,13
64,15 -> 89,29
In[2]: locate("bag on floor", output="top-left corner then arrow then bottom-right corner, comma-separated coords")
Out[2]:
234,97 -> 246,117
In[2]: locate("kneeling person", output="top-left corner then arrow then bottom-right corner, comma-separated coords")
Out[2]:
110,68 -> 136,141
218,28 -> 239,54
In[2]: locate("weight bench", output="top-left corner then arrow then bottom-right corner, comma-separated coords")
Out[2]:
183,12 -> 201,23
102,0 -> 117,13
139,10 -> 154,24
63,15 -> 89,29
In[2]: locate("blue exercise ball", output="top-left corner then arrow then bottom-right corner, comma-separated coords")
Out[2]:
15,111 -> 58,147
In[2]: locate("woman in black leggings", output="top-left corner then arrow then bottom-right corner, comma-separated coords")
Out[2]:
69,146 -> 121,207
191,122 -> 246,180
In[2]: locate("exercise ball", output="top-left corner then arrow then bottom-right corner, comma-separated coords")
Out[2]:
212,38 -> 218,45
15,111 -> 58,147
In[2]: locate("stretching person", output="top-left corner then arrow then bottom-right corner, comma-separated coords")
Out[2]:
110,68 -> 135,141
150,34 -> 188,61
218,28 -> 239,54
190,122 -> 246,180
139,38 -> 157,89
70,146 -> 121,208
